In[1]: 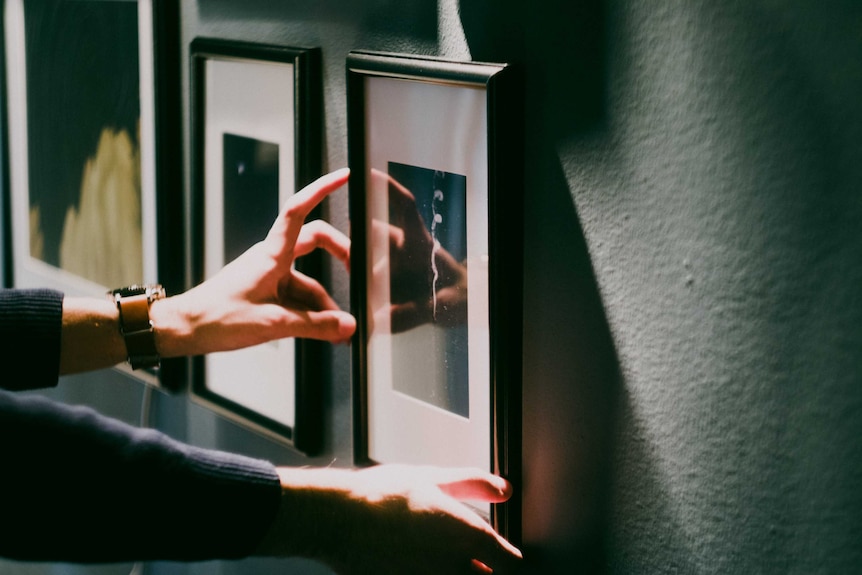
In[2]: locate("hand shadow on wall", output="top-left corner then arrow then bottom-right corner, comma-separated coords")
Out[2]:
461,1 -> 683,573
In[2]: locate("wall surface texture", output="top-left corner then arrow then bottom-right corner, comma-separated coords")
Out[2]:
3,1 -> 861,574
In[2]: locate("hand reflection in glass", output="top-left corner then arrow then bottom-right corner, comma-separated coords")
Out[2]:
370,168 -> 468,334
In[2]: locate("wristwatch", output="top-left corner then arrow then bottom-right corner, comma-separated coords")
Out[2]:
108,284 -> 166,370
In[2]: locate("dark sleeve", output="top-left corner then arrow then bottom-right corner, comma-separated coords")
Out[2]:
0,390 -> 282,563
0,288 -> 63,390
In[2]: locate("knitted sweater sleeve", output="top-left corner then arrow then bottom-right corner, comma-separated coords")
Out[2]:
0,288 -> 282,562
0,390 -> 282,563
0,288 -> 63,390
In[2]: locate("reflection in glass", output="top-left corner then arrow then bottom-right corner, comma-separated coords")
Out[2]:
387,162 -> 469,418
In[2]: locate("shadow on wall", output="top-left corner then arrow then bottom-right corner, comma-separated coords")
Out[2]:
461,0 -> 606,136
461,1 -> 622,572
461,1 -> 690,573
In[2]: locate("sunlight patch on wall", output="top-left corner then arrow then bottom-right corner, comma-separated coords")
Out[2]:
438,0 -> 471,60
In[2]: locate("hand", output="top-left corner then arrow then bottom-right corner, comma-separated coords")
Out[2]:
256,464 -> 522,575
153,168 -> 355,358
370,169 -> 469,334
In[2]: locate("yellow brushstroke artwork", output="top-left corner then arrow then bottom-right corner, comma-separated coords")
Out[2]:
29,126 -> 143,288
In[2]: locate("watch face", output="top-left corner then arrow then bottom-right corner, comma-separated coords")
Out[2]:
111,284 -> 164,299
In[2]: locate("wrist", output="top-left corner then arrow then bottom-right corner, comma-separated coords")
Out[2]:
255,468 -> 354,564
59,297 -> 128,374
109,284 -> 165,370
148,294 -> 199,359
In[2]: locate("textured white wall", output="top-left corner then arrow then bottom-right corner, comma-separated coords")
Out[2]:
519,1 -> 862,573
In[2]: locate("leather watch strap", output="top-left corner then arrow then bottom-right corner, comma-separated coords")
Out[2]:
110,284 -> 165,370
117,293 -> 159,370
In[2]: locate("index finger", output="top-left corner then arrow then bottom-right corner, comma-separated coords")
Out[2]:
269,168 -> 350,250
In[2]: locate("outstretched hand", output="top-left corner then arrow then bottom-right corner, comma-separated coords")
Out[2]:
257,464 -> 522,575
153,169 -> 355,358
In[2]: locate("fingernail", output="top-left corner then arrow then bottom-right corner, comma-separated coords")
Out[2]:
340,315 -> 357,337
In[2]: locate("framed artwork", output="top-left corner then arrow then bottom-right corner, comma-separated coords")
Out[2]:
2,0 -> 183,389
347,50 -> 523,541
189,38 -> 323,453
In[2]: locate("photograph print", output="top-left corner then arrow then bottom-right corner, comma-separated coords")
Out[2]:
386,161 -> 469,419
222,133 -> 280,266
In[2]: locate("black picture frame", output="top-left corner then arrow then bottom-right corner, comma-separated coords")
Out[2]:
1,0 -> 184,391
189,37 -> 323,454
347,50 -> 523,543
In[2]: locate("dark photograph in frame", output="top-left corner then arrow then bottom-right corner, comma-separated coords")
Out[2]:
387,161 -> 470,419
347,50 -> 523,543
189,37 -> 323,453
222,133 -> 280,265
2,0 -> 183,390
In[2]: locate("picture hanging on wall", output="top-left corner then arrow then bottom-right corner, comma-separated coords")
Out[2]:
2,0 -> 183,390
347,50 -> 523,542
189,38 -> 323,453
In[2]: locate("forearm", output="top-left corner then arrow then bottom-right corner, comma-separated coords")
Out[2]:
59,293 -> 214,374
59,297 -> 127,374
0,390 -> 281,563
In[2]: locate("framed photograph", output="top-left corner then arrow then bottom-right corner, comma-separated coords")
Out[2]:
347,50 -> 523,541
189,38 -> 323,453
2,0 -> 183,389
